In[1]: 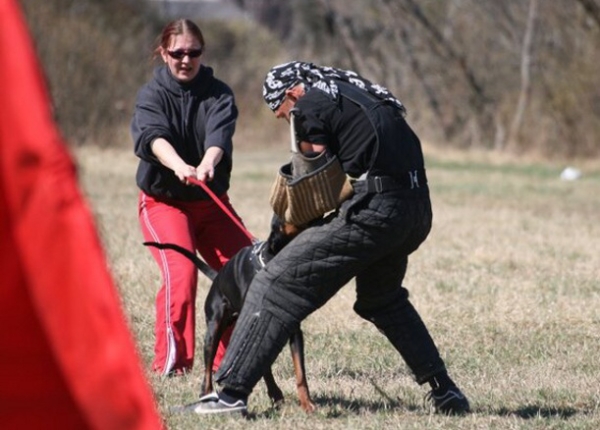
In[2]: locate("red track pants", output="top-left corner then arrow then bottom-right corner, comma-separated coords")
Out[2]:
139,191 -> 252,376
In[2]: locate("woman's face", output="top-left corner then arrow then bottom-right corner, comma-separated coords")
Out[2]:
160,32 -> 203,83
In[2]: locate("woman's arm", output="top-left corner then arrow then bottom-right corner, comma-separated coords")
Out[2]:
151,138 -> 197,184
196,146 -> 224,182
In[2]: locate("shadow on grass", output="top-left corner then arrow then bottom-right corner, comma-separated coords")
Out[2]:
249,395 -> 418,420
316,394 -> 416,416
250,391 -> 583,421
251,378 -> 423,419
250,403 -> 582,421
495,405 -> 578,419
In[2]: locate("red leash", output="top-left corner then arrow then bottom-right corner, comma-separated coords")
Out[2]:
187,177 -> 256,242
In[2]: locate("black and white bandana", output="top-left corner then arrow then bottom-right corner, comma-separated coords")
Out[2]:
262,61 -> 406,116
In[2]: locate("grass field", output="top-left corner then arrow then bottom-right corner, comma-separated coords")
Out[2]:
77,144 -> 600,430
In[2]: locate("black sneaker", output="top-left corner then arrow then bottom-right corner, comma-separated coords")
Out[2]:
425,386 -> 470,415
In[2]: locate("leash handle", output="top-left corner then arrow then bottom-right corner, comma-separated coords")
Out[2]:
187,177 -> 256,242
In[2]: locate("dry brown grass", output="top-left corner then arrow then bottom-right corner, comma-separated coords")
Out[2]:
75,140 -> 600,430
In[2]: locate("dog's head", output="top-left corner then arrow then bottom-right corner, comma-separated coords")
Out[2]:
266,214 -> 303,256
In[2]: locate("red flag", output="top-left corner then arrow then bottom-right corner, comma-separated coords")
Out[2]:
0,1 -> 164,429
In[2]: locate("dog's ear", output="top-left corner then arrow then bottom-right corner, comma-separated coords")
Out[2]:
270,213 -> 301,235
270,213 -> 283,232
267,213 -> 302,254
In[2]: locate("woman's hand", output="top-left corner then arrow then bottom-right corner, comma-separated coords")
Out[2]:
173,164 -> 198,185
151,138 -> 197,184
196,146 -> 224,182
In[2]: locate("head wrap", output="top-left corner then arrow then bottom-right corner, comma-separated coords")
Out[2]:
262,61 -> 406,116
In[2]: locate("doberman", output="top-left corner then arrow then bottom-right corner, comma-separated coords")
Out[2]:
144,215 -> 316,413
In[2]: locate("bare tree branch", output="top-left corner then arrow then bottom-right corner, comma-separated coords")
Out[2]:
392,0 -> 488,109
506,0 -> 538,150
313,0 -> 373,74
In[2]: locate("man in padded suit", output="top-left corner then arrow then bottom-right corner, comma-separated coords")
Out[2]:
192,61 -> 471,416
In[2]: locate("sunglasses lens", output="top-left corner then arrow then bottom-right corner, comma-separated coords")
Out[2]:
168,49 -> 202,59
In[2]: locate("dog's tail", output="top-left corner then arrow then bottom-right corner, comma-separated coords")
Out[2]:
143,242 -> 218,281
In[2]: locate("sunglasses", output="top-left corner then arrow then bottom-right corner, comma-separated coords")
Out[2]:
167,48 -> 203,60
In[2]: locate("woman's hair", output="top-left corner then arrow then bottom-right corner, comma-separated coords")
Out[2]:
153,19 -> 205,60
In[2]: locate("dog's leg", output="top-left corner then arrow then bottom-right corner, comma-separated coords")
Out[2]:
201,318 -> 220,396
201,290 -> 230,397
201,319 -> 218,396
262,368 -> 284,408
289,330 -> 316,413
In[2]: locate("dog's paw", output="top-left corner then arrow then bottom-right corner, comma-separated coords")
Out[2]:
271,398 -> 285,410
301,401 -> 317,414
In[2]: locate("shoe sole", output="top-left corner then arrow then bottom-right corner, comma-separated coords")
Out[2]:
179,400 -> 248,415
192,405 -> 247,415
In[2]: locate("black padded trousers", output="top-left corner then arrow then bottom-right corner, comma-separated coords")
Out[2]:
214,185 -> 446,395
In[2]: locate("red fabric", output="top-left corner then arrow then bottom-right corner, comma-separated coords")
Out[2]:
187,177 -> 255,242
139,192 -> 200,374
0,1 -> 163,429
139,192 -> 252,374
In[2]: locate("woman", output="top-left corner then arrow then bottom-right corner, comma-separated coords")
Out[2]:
131,19 -> 252,376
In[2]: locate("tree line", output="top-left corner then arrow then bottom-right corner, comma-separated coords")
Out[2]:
234,0 -> 600,157
21,0 -> 600,158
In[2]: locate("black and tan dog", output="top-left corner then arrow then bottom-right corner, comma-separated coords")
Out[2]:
144,215 -> 316,413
